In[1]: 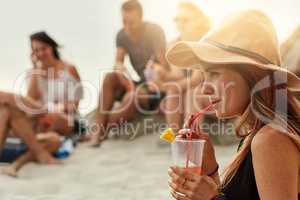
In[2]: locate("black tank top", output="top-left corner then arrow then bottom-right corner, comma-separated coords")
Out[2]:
222,150 -> 300,200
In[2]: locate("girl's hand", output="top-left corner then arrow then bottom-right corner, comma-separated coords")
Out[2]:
168,166 -> 218,200
177,129 -> 218,175
38,113 -> 56,131
31,53 -> 38,68
31,53 -> 42,68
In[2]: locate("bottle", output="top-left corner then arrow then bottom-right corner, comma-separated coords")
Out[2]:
144,55 -> 156,81
55,138 -> 74,159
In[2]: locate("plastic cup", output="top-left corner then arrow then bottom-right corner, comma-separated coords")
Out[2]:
171,138 -> 205,174
144,67 -> 156,81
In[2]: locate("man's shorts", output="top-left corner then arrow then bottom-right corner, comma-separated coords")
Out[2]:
115,81 -> 165,111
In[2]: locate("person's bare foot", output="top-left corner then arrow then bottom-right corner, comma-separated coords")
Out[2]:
79,134 -> 90,142
1,166 -> 18,177
89,132 -> 103,147
35,151 -> 62,165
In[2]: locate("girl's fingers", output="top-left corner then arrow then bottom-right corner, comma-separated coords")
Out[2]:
168,169 -> 186,184
168,167 -> 219,200
169,181 -> 196,199
171,190 -> 191,200
170,167 -> 200,182
177,129 -> 191,136
169,181 -> 191,195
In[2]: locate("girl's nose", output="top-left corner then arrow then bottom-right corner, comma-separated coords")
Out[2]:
201,82 -> 216,95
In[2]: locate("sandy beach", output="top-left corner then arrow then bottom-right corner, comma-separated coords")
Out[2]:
0,132 -> 237,200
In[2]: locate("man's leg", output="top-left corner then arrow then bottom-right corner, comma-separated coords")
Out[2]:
104,88 -> 148,138
2,132 -> 61,177
107,88 -> 148,123
90,72 -> 126,146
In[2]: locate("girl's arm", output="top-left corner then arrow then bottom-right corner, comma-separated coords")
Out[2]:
62,65 -> 82,113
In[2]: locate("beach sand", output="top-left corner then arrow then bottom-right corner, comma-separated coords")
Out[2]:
0,133 -> 237,200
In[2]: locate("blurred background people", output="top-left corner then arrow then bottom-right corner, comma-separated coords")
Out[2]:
281,26 -> 300,77
0,31 -> 83,177
89,0 -> 169,146
281,26 -> 300,101
151,2 -> 211,132
171,1 -> 211,44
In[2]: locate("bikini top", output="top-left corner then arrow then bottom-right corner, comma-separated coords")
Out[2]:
36,67 -> 83,105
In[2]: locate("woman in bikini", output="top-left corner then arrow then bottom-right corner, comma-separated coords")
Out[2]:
0,31 -> 83,177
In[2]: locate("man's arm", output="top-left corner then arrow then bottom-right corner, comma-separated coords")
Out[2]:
115,30 -> 128,73
114,47 -> 127,72
113,47 -> 135,91
155,48 -> 169,71
115,47 -> 131,78
151,25 -> 170,70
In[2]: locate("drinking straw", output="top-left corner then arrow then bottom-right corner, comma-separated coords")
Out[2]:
184,100 -> 220,171
185,133 -> 192,169
188,99 -> 221,131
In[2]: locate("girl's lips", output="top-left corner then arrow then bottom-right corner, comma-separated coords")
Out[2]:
210,98 -> 222,112
211,99 -> 221,105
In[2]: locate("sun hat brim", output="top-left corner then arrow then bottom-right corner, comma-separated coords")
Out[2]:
166,40 -> 300,92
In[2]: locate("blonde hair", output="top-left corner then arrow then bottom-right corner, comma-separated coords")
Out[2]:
177,1 -> 211,34
178,2 -> 206,17
281,26 -> 300,76
281,26 -> 300,56
221,66 -> 300,187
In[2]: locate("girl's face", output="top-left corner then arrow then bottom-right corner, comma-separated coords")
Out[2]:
201,67 -> 250,119
174,8 -> 199,37
31,40 -> 55,64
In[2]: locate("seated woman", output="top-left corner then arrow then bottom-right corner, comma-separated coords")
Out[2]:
166,10 -> 300,199
0,31 -> 83,177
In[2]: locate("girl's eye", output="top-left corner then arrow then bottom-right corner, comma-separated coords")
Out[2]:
208,71 -> 220,79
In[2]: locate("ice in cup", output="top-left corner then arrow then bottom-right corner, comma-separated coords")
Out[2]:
171,138 -> 205,175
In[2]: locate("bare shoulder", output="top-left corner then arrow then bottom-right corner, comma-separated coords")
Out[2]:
251,124 -> 299,159
251,125 -> 300,198
63,62 -> 81,81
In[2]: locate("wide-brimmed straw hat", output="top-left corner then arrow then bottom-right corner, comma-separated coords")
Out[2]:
166,10 -> 300,92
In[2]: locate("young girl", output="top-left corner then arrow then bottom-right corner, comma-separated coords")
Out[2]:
166,10 -> 300,200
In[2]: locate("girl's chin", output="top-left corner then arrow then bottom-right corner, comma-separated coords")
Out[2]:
216,110 -> 234,119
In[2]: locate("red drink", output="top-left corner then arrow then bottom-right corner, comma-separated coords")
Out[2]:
185,166 -> 202,175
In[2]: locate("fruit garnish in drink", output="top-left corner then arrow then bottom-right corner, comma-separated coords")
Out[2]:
160,99 -> 221,141
160,128 -> 175,143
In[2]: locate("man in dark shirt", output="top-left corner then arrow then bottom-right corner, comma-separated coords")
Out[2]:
116,21 -> 166,81
90,0 -> 168,146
